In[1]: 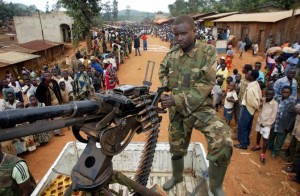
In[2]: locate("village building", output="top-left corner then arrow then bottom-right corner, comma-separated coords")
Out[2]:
0,51 -> 40,79
214,9 -> 300,52
14,11 -> 74,44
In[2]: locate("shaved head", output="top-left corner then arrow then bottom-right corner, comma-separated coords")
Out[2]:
173,15 -> 195,30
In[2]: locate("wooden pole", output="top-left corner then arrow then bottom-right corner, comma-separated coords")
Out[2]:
286,0 -> 299,43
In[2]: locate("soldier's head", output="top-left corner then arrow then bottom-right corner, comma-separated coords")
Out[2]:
173,15 -> 195,52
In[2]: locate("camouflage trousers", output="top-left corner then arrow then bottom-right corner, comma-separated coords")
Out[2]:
168,107 -> 233,167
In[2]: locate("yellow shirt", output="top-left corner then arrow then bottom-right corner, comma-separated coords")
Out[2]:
216,68 -> 228,91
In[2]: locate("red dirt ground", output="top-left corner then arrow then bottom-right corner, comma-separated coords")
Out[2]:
24,37 -> 300,195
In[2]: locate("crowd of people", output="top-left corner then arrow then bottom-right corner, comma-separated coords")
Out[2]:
0,24 -> 157,157
1,15 -> 300,195
213,41 -> 300,185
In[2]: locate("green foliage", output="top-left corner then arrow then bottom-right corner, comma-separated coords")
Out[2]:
112,0 -> 118,21
58,0 -> 101,51
168,0 -> 189,16
168,0 -> 298,14
0,2 -> 37,28
102,1 -> 112,21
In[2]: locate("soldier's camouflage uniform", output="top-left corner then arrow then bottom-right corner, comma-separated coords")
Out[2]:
159,42 -> 233,167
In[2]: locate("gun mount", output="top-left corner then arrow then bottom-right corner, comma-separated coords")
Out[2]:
0,84 -> 169,195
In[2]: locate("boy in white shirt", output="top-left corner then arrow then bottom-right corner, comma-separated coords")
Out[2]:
251,89 -> 278,164
224,82 -> 238,126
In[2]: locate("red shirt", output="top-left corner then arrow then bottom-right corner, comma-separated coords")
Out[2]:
141,35 -> 147,41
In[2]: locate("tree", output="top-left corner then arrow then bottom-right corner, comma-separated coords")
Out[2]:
46,1 -> 50,13
125,5 -> 130,20
112,0 -> 118,21
168,0 -> 189,16
102,1 -> 112,21
58,0 -> 102,53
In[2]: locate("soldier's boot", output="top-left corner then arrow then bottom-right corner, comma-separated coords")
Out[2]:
163,157 -> 184,191
209,163 -> 227,196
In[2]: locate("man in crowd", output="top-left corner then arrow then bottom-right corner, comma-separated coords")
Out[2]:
159,15 -> 232,196
274,68 -> 298,101
235,70 -> 262,149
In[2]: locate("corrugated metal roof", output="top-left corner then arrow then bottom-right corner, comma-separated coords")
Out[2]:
0,43 -> 35,54
0,51 -> 40,67
18,40 -> 63,52
155,18 -> 171,24
214,9 -> 300,23
202,12 -> 239,20
190,12 -> 216,19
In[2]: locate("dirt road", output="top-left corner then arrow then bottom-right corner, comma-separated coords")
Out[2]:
24,37 -> 299,195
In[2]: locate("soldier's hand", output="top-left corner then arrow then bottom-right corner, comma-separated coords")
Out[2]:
161,94 -> 175,108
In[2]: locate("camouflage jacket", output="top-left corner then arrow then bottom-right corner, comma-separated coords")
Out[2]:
159,41 -> 217,117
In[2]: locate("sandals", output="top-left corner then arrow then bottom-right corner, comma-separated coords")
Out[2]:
251,146 -> 261,151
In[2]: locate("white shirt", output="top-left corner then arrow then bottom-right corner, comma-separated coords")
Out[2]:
0,99 -> 5,111
59,77 -> 74,93
8,82 -> 22,93
224,90 -> 238,109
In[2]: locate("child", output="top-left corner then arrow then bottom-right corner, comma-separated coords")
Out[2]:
216,62 -> 228,91
105,62 -> 119,92
268,86 -> 296,158
224,82 -> 238,126
2,79 -> 15,100
226,46 -> 234,70
253,42 -> 259,56
59,81 -> 73,104
212,78 -> 223,111
4,91 -> 19,110
28,95 -> 53,144
251,89 -> 278,164
225,76 -> 233,92
231,69 -> 238,82
235,73 -> 242,87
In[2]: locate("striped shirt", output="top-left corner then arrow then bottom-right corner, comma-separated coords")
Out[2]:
12,161 -> 30,184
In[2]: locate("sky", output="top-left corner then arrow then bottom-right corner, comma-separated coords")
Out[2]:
6,0 -> 176,13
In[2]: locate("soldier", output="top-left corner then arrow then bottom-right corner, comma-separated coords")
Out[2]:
159,15 -> 233,196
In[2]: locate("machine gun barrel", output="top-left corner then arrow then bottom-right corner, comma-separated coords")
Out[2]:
0,100 -> 102,128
